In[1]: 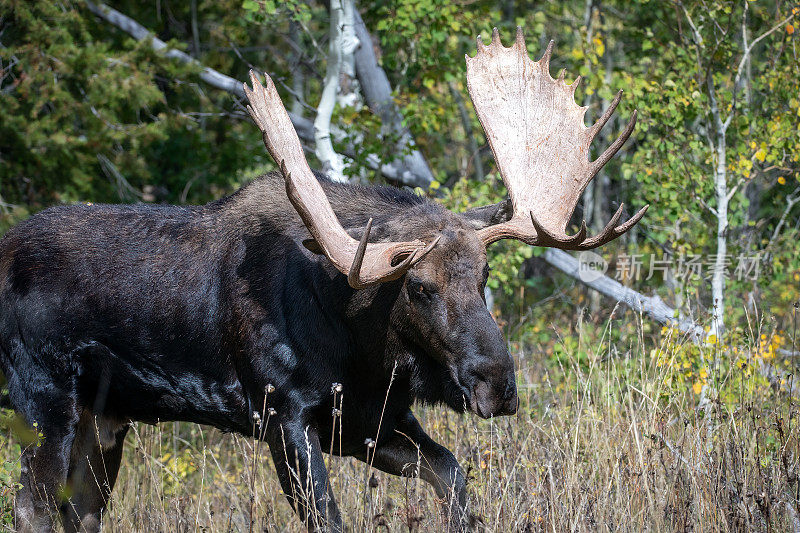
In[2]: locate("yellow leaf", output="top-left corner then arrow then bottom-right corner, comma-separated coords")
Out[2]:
755,149 -> 766,162
593,36 -> 605,57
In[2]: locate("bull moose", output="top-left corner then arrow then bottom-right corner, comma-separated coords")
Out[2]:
0,29 -> 645,532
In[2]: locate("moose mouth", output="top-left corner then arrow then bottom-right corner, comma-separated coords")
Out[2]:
403,335 -> 517,418
468,380 -> 494,419
448,365 -> 514,419
466,378 -> 518,419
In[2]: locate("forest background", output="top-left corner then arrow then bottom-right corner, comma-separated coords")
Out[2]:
1,1 -> 800,530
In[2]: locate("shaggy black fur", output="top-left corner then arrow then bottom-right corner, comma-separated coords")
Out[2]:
0,172 -> 517,532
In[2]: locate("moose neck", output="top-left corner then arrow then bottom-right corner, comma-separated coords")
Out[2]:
227,173 -> 457,404
335,279 -> 455,408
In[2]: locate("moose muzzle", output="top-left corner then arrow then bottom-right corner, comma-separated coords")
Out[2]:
469,365 -> 518,419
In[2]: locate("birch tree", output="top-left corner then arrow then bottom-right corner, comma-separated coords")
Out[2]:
681,1 -> 797,339
313,0 -> 358,182
624,1 -> 798,341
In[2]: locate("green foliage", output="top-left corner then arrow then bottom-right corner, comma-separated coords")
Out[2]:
0,453 -> 18,529
627,1 -> 798,245
241,0 -> 312,24
0,409 -> 23,528
0,0 -> 266,232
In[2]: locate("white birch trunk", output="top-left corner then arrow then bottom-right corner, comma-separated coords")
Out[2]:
337,0 -> 361,110
314,0 -> 348,182
351,9 -> 434,187
710,132 -> 728,338
87,1 -> 435,187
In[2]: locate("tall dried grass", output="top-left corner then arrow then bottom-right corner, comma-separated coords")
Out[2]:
2,309 -> 799,532
89,311 -> 800,532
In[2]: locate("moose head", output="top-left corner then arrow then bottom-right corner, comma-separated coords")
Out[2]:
243,28 -> 647,419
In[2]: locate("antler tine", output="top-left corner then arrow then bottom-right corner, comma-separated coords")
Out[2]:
514,26 -> 525,49
588,90 -> 623,142
244,70 -> 437,289
476,34 -> 487,52
525,204 -> 650,251
466,31 -> 646,251
577,203 -> 625,249
410,235 -> 441,267
612,204 -> 649,236
570,75 -> 582,95
576,204 -> 650,250
347,218 -> 373,289
540,39 -> 555,73
491,27 -> 501,45
347,219 -> 419,289
590,109 -> 637,177
243,71 -> 267,131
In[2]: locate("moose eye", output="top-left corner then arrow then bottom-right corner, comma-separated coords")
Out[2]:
408,280 -> 435,298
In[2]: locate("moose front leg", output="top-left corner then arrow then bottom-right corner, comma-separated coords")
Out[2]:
265,419 -> 343,532
366,411 -> 467,531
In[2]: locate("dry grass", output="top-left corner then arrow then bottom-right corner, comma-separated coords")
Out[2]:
89,317 -> 800,532
3,313 -> 800,532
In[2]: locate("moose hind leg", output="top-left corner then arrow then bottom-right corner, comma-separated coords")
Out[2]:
60,412 -> 129,533
10,375 -> 80,533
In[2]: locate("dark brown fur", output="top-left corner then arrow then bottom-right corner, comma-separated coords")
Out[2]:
0,172 -> 516,532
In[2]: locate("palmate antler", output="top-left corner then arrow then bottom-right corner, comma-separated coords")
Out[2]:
243,72 -> 438,289
468,28 -> 648,249
242,28 -> 645,289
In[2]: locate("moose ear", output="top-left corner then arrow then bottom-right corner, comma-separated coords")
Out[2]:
302,239 -> 325,255
462,198 -> 513,230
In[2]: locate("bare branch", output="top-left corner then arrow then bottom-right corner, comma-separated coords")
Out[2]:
768,186 -> 800,248
724,175 -> 745,203
695,196 -> 718,217
725,3 -> 797,129
542,249 -> 705,340
733,7 -> 798,98
679,2 -> 704,46
352,8 -> 434,188
85,1 -> 430,187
